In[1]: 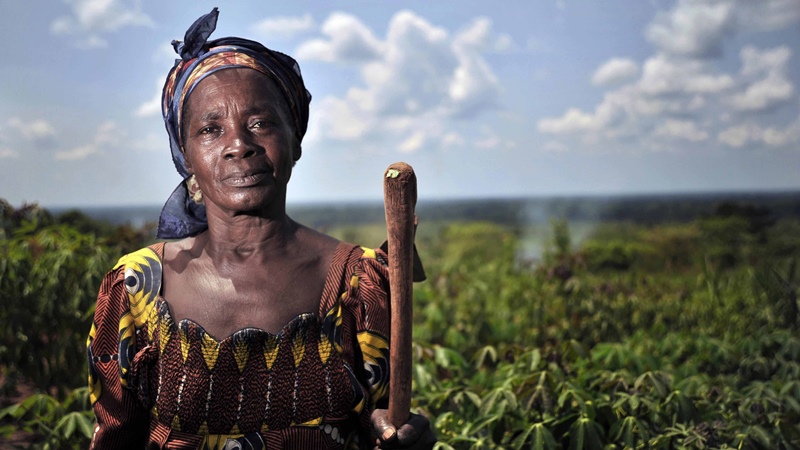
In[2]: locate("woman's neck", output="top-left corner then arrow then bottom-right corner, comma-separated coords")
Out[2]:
200,205 -> 299,265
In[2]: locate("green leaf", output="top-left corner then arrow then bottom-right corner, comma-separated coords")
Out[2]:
529,349 -> 542,371
75,412 -> 94,438
54,411 -> 78,439
0,424 -> 16,438
629,395 -> 640,411
610,416 -> 648,449
512,423 -> 537,450
465,390 -> 482,408
434,411 -> 454,430
0,404 -> 19,419
480,389 -> 501,416
634,372 -> 670,398
783,394 -> 800,413
747,425 -> 773,447
531,423 -> 557,450
433,443 -> 456,450
475,345 -> 498,369
568,416 -> 604,450
503,389 -> 519,411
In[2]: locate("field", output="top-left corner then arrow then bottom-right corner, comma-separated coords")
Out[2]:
1,195 -> 799,449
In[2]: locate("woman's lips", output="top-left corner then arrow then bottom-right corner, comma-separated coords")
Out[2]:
222,170 -> 269,187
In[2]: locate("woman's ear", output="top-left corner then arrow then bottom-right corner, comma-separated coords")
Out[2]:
183,152 -> 193,173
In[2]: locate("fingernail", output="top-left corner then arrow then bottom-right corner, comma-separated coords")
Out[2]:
382,427 -> 396,441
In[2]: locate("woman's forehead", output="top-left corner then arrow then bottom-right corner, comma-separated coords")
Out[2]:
185,68 -> 285,115
194,67 -> 281,95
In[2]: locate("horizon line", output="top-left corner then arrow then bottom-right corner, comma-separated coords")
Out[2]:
29,187 -> 800,210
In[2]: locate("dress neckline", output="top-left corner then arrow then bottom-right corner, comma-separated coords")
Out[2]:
151,240 -> 355,343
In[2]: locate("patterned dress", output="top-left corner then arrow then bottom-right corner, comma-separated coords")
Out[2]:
88,242 -> 392,449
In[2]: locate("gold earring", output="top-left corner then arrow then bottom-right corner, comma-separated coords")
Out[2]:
186,175 -> 203,204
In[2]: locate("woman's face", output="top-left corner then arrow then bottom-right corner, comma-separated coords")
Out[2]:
182,68 -> 297,215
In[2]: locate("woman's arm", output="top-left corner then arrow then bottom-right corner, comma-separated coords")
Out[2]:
87,267 -> 149,449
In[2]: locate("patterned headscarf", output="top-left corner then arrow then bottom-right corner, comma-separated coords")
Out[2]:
157,7 -> 312,239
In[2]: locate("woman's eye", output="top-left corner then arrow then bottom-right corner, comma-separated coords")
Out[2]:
199,126 -> 216,134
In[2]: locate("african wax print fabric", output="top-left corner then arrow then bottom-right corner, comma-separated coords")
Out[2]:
157,7 -> 312,240
87,242 -> 391,449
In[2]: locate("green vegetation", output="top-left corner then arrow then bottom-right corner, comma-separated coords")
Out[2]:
0,200 -> 154,448
1,198 -> 799,449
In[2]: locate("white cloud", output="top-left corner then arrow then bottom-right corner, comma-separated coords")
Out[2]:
50,16 -> 74,35
472,126 -> 515,150
718,124 -> 758,148
56,121 -> 118,160
441,132 -> 464,148
311,96 -> 371,142
398,131 -> 426,153
296,12 -> 383,62
645,0 -> 800,59
450,18 -> 501,116
493,33 -> 516,53
654,119 -> 709,142
638,54 -> 734,95
539,57 -> 737,141
56,144 -> 97,160
732,72 -> 794,112
763,127 -> 789,146
131,132 -> 165,153
0,148 -> 18,159
739,45 -> 791,77
718,117 -> 800,148
51,0 -> 153,49
537,0 -> 800,152
135,78 -> 164,118
591,58 -> 639,86
7,118 -> 55,141
538,108 -> 600,134
250,14 -> 316,40
476,136 -> 500,149
730,45 -> 795,112
736,0 -> 800,32
135,94 -> 161,118
646,1 -> 734,58
303,10 -> 505,153
153,42 -> 178,63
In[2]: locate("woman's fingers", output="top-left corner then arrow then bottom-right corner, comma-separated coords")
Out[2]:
394,413 -> 431,444
371,409 -> 397,444
371,409 -> 436,449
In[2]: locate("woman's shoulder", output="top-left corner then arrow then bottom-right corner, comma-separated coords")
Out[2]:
332,241 -> 390,302
106,243 -> 165,286
113,242 -> 166,270
104,243 -> 166,310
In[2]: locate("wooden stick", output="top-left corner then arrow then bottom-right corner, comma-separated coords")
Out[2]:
384,162 -> 417,429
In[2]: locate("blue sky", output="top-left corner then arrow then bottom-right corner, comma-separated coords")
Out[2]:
0,0 -> 798,207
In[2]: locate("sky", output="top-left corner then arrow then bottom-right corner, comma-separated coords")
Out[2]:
0,0 -> 798,207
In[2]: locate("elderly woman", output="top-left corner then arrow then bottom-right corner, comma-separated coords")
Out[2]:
87,8 -> 435,450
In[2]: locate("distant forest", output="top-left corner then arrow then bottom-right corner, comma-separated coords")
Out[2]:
46,191 -> 800,231
289,191 -> 800,228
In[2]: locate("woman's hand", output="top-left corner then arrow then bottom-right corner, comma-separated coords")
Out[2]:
370,409 -> 437,450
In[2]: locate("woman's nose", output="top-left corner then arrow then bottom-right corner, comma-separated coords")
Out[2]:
223,127 -> 257,160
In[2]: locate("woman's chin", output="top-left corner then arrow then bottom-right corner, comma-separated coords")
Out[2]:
208,189 -> 285,216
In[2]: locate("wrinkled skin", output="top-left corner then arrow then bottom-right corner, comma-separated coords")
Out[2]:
371,410 -> 437,450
